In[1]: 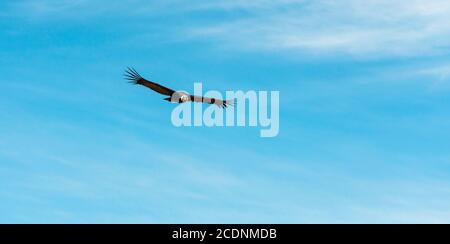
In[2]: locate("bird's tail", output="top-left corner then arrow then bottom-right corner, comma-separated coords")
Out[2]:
124,67 -> 142,84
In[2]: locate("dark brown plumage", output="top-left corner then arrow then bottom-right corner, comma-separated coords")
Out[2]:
125,68 -> 175,96
125,68 -> 233,108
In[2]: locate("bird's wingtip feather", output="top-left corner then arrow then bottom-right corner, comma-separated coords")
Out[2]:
124,67 -> 142,84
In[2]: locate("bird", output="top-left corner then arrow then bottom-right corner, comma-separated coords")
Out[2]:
124,67 -> 234,108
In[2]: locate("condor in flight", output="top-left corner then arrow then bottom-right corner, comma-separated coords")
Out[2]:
125,68 -> 233,108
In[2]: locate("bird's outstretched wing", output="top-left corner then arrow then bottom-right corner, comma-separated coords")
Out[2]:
125,68 -> 175,96
190,95 -> 234,108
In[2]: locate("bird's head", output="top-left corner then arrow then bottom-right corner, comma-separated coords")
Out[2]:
180,94 -> 189,103
166,92 -> 190,103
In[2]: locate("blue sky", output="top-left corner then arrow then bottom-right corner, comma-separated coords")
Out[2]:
1,0 -> 450,223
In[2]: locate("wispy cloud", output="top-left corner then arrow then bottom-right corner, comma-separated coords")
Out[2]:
416,64 -> 450,80
185,0 -> 450,58
7,0 -> 450,58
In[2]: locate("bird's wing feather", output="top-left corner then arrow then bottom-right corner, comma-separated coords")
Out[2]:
125,68 -> 175,96
190,95 -> 234,108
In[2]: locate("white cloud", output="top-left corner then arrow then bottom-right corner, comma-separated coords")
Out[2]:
186,0 -> 450,58
9,0 -> 450,58
416,64 -> 450,80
